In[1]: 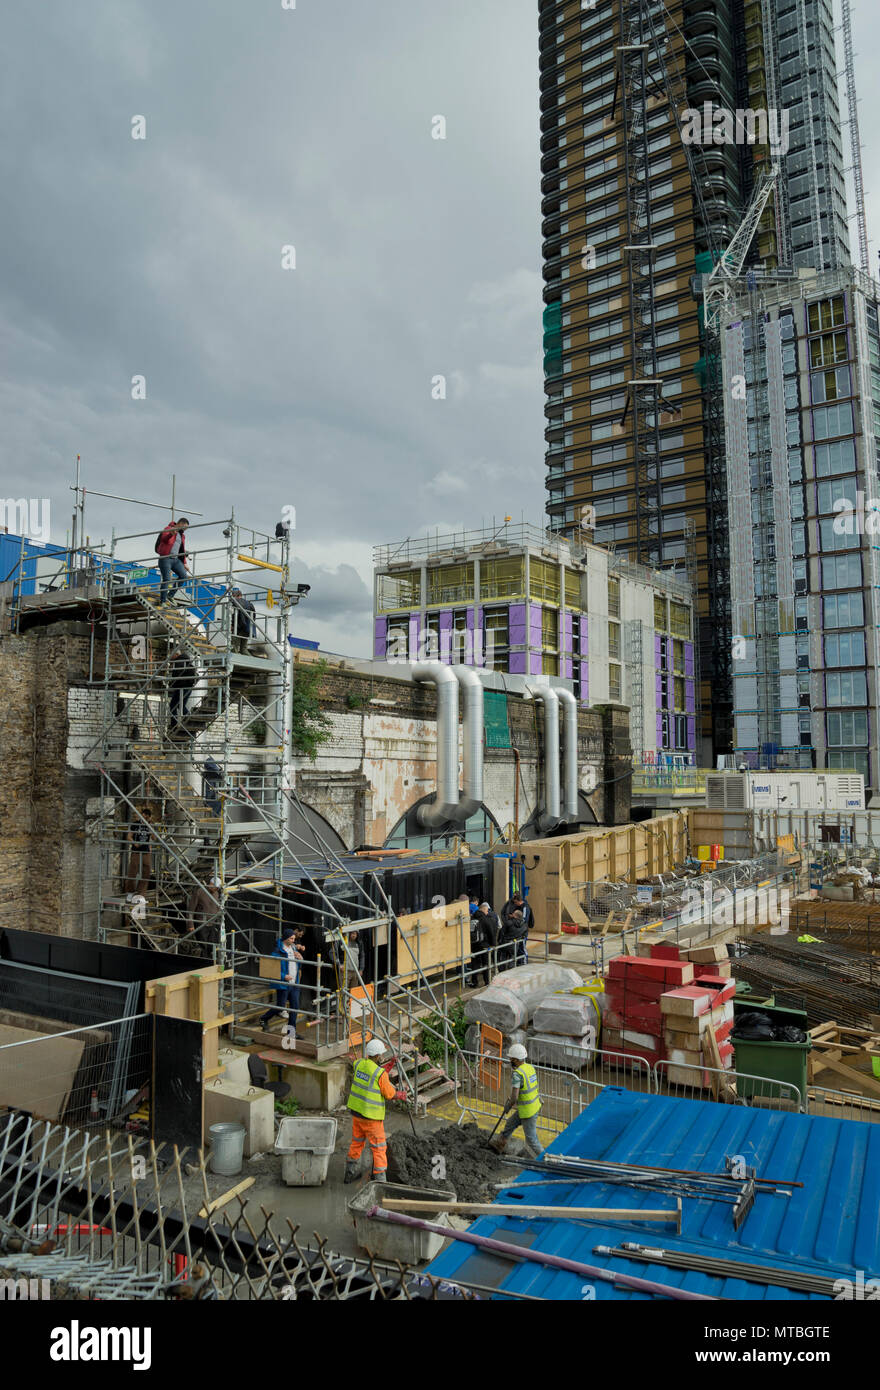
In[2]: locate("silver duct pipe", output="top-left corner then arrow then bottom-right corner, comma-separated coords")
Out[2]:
411,663 -> 463,826
555,687 -> 580,822
525,683 -> 561,831
452,665 -> 484,820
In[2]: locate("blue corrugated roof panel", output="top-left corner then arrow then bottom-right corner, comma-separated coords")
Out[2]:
424,1088 -> 880,1300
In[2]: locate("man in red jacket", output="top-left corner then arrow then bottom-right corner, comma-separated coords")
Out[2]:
156,518 -> 190,603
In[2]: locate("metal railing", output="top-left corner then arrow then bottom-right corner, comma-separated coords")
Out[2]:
805,1085 -> 880,1125
0,1015 -> 152,1129
452,1049 -> 582,1143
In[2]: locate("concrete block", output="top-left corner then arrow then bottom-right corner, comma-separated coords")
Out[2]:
204,1079 -> 274,1157
267,1055 -> 349,1111
217,1046 -> 252,1086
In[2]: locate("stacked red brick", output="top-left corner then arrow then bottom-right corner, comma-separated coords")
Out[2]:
604,943 -> 736,1086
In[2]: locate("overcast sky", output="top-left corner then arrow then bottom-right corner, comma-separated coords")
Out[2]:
2,1 -> 878,655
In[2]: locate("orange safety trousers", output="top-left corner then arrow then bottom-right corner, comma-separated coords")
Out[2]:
347,1117 -> 387,1174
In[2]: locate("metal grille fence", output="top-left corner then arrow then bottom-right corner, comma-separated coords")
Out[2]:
452,1049 -> 582,1144
0,1111 -> 473,1301
0,1015 -> 151,1130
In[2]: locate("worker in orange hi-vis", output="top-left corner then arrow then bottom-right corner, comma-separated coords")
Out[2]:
344,1038 -> 406,1184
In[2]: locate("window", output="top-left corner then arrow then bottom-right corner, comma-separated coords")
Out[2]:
480,556 -> 524,600
826,710 -> 869,746
819,519 -> 856,552
608,621 -> 621,659
590,442 -> 629,466
589,342 -> 625,365
661,456 -> 686,478
608,576 -> 620,617
594,521 -> 629,542
654,595 -> 667,629
826,671 -> 867,705
530,559 -> 561,604
808,296 -> 845,332
590,368 -> 626,390
810,331 -> 848,368
825,632 -> 866,666
817,477 -> 858,514
822,554 -> 862,589
813,403 -> 854,440
669,602 -> 691,638
377,571 -> 421,612
591,466 -> 629,490
662,484 -> 686,505
811,366 -> 851,403
814,439 -> 856,476
608,663 -> 622,699
541,606 -> 559,649
824,592 -> 864,627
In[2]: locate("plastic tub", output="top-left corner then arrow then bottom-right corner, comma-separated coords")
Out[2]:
274,1116 -> 338,1186
209,1122 -> 245,1176
348,1182 -> 457,1263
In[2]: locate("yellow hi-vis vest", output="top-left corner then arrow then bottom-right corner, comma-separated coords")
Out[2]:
348,1057 -> 386,1121
514,1063 -> 541,1119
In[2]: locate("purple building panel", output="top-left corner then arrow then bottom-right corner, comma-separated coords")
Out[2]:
684,642 -> 694,677
466,607 -> 475,630
656,713 -> 664,747
439,610 -> 453,632
685,680 -> 695,712
374,617 -> 388,660
529,604 -> 543,647
655,672 -> 664,702
687,716 -> 696,750
509,602 -> 527,644
509,651 -> 528,675
580,666 -> 589,704
581,617 -> 589,657
529,650 -> 543,676
654,633 -> 663,663
408,613 -> 420,661
561,657 -> 573,679
666,637 -> 674,669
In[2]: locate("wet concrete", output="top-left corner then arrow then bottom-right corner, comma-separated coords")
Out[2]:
180,1107 -> 452,1261
387,1122 -> 515,1203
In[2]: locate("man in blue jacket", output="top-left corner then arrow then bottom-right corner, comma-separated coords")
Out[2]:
260,927 -> 303,1035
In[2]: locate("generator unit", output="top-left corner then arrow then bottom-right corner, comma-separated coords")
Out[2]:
705,770 -> 865,812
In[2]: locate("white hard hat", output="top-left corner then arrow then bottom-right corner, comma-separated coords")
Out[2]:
508,1044 -> 528,1062
365,1038 -> 386,1059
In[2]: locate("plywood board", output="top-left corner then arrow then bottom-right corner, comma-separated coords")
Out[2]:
396,901 -> 470,982
0,1028 -> 85,1122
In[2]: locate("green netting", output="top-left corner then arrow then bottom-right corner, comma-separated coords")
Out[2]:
483,690 -> 511,749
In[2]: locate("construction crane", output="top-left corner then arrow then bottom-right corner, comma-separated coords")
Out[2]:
703,166 -> 780,334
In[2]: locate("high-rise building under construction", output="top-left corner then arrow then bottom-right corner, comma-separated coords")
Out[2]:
540,0 -> 856,761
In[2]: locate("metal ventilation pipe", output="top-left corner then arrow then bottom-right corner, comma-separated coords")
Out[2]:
555,688 -> 580,822
411,663 -> 463,826
525,683 -> 562,831
452,665 -> 484,821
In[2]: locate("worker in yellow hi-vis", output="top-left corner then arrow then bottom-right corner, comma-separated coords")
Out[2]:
344,1038 -> 406,1184
489,1044 -> 545,1159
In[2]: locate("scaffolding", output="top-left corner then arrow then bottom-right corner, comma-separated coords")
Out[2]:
8,513 -> 474,1092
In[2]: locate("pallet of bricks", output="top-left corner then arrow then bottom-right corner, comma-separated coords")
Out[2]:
603,942 -> 736,1088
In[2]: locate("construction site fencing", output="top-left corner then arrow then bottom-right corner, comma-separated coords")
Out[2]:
653,1060 -> 803,1112
452,1049 -> 583,1144
805,1085 -> 880,1126
0,1111 -> 474,1301
0,1014 -> 152,1131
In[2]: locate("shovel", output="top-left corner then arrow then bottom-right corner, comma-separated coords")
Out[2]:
485,1110 -> 507,1150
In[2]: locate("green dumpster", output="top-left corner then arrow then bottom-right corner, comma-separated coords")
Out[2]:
732,1002 -> 810,1105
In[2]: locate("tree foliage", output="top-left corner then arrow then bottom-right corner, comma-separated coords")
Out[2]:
291,658 -> 333,760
